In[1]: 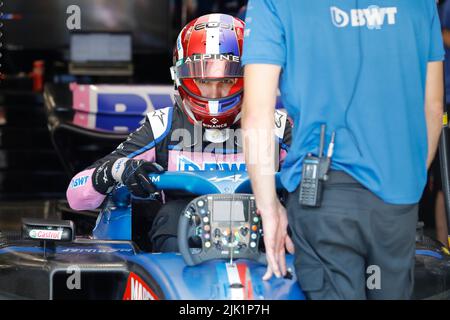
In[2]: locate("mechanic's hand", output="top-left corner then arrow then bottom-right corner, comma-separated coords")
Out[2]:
258,200 -> 294,281
92,158 -> 164,197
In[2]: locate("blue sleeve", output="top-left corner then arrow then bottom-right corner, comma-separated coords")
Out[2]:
241,0 -> 286,68
429,1 -> 445,61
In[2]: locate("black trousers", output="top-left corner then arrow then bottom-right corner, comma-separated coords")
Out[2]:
286,171 -> 418,300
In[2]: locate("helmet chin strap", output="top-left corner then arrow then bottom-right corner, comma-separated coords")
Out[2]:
204,128 -> 230,144
176,93 -> 241,131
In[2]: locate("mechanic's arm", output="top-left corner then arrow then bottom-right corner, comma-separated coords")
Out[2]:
425,61 -> 444,169
242,64 -> 293,280
66,120 -> 157,211
242,64 -> 280,214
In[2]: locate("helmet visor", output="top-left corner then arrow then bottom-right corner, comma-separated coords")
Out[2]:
174,55 -> 243,79
181,77 -> 243,100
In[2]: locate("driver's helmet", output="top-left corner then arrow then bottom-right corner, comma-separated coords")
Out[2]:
170,14 -> 245,129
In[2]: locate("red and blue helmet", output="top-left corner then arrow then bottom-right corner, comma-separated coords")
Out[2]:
171,14 -> 245,129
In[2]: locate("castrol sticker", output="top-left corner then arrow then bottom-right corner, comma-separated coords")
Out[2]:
29,229 -> 63,240
123,272 -> 159,300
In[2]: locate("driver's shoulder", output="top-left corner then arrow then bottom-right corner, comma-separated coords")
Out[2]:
145,106 -> 176,140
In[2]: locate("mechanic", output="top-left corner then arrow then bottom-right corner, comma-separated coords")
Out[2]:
66,14 -> 291,252
241,0 -> 444,299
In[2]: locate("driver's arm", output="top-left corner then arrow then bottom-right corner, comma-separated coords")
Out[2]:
66,117 -> 159,211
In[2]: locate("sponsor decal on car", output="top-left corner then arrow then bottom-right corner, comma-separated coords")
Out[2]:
60,248 -> 134,254
122,272 -> 159,300
29,229 -> 63,240
177,155 -> 246,172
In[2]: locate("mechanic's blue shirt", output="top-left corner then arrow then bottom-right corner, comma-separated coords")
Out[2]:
440,0 -> 450,103
242,0 -> 445,204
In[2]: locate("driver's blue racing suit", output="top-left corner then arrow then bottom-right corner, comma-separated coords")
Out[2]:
67,103 -> 291,251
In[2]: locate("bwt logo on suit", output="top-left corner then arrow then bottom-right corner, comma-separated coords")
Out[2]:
331,6 -> 398,29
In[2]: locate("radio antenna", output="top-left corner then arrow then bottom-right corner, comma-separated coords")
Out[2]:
229,160 -> 236,265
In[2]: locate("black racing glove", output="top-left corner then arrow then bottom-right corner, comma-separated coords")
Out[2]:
92,158 -> 164,197
120,159 -> 164,198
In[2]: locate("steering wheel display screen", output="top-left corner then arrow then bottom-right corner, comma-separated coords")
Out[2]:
212,201 -> 246,222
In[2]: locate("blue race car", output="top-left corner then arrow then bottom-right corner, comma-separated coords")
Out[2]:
0,170 -> 449,300
0,171 -> 304,300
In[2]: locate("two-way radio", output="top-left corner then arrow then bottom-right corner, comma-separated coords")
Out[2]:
299,124 -> 335,207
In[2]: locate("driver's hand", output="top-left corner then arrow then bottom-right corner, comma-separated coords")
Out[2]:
92,158 -> 164,197
120,159 -> 164,198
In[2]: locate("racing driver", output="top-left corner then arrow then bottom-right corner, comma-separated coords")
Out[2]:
67,14 -> 291,252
